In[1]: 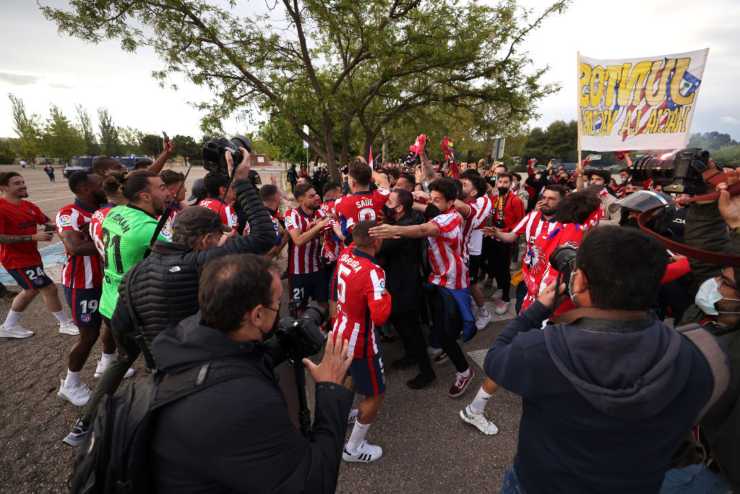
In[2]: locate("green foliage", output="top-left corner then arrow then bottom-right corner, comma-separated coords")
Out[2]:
41,105 -> 85,162
712,144 -> 740,165
139,133 -> 162,156
41,0 -> 568,178
8,94 -> 41,161
76,104 -> 99,155
0,138 -> 16,164
689,132 -> 738,151
522,120 -> 577,163
98,108 -> 121,156
171,134 -> 200,160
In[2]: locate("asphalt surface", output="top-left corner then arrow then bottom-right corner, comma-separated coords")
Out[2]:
0,165 -> 522,493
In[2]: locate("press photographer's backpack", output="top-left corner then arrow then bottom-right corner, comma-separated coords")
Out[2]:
69,359 -> 256,494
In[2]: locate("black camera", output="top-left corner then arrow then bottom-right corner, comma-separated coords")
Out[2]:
549,245 -> 578,295
267,305 -> 327,366
630,148 -> 710,195
202,136 -> 252,176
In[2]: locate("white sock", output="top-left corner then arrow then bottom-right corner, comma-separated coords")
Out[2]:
100,352 -> 115,366
457,368 -> 471,379
346,420 -> 371,453
52,310 -> 70,324
3,309 -> 22,328
64,370 -> 81,388
469,387 -> 493,415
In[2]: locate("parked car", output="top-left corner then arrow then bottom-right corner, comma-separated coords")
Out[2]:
63,156 -> 94,177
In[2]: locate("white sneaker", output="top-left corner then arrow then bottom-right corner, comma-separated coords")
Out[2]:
58,320 -> 80,336
347,408 -> 359,425
57,379 -> 91,407
459,406 -> 499,435
94,359 -> 136,379
0,324 -> 34,339
343,440 -> 383,463
493,300 -> 510,316
475,307 -> 493,330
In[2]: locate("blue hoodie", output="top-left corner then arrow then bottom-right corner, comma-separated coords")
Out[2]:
485,302 -> 714,494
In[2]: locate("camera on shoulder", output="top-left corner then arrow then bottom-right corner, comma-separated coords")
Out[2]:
202,136 -> 253,176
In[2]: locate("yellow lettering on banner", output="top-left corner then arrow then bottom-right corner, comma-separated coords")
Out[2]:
604,65 -> 623,109
618,61 -> 651,107
579,63 -> 592,108
645,59 -> 675,108
590,66 -> 605,108
679,106 -> 691,132
645,109 -> 658,134
666,109 -> 678,133
619,109 -> 632,135
670,58 -> 695,106
603,110 -> 619,135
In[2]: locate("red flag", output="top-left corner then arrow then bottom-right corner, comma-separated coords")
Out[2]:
368,145 -> 374,170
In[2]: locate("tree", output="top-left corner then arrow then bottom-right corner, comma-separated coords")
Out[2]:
689,131 -> 738,151
8,94 -> 41,162
42,0 -> 566,179
0,138 -> 16,164
521,120 -> 577,164
76,104 -> 99,155
258,115 -> 310,164
172,134 -> 200,160
41,105 -> 85,162
98,108 -> 120,155
139,133 -> 162,156
118,127 -> 143,155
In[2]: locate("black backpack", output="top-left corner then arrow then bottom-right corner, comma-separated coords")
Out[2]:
69,359 -> 256,494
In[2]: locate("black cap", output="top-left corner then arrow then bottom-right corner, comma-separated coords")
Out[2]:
188,178 -> 206,203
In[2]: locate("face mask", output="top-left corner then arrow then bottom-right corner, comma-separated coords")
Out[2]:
497,187 -> 509,196
382,205 -> 396,222
695,278 -> 723,316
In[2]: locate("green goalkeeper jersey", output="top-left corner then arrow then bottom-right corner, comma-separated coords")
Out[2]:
99,205 -> 166,318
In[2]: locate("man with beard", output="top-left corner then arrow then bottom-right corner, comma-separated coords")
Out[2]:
98,170 -> 173,325
0,172 -> 79,338
55,171 -> 116,406
285,182 -> 331,311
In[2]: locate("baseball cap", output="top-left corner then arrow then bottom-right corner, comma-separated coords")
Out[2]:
188,178 -> 206,203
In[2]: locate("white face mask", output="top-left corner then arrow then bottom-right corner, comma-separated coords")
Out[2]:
694,277 -> 740,316
695,277 -> 722,316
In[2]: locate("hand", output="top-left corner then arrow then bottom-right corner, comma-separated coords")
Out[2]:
537,281 -> 566,308
481,226 -> 496,238
535,199 -> 546,212
232,148 -> 252,182
369,223 -> 399,239
33,231 -> 53,242
315,217 -> 331,230
303,331 -> 352,385
163,136 -> 174,155
717,168 -> 740,229
412,190 -> 429,202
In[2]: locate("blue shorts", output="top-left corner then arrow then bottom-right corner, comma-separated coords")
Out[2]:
64,286 -> 102,330
289,270 -> 329,307
7,265 -> 53,290
350,352 -> 386,397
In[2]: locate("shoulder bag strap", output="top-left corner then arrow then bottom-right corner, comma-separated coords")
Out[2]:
679,324 -> 731,421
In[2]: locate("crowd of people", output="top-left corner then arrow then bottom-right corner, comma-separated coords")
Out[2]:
0,138 -> 738,493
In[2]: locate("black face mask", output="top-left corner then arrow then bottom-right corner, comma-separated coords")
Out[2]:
382,205 -> 396,222
497,187 -> 509,196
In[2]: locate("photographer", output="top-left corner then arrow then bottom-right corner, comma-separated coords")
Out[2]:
63,153 -> 274,446
151,254 -> 354,493
486,226 -> 728,494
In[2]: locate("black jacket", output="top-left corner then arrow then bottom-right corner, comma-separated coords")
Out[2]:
111,179 -> 274,343
150,315 -> 354,494
486,302 -> 714,494
377,211 -> 425,312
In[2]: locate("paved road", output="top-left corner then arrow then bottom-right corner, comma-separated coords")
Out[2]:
0,164 -> 522,493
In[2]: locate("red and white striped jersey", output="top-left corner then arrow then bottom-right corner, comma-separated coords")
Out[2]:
56,202 -> 103,289
332,248 -> 392,358
285,207 -> 326,275
198,198 -> 237,230
427,209 -> 468,289
90,206 -> 111,257
462,195 -> 492,258
320,200 -> 341,262
334,189 -> 390,238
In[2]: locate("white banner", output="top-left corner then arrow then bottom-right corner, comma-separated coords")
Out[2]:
577,48 -> 709,151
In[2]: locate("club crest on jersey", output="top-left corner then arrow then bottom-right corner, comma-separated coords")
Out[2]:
58,214 -> 73,227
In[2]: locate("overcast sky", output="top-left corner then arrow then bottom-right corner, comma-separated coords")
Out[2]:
1,0 -> 738,141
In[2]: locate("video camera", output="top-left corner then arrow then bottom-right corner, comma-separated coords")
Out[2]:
550,245 -> 578,296
202,136 -> 253,176
630,148 -> 710,195
266,305 -> 327,366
